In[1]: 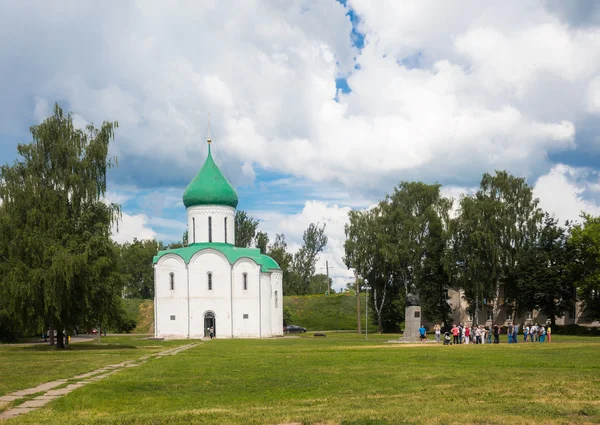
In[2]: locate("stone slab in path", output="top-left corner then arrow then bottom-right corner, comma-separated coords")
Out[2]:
45,388 -> 73,396
0,407 -> 37,420
0,395 -> 21,402
11,380 -> 66,396
72,371 -> 101,379
19,399 -> 53,408
33,395 -> 60,401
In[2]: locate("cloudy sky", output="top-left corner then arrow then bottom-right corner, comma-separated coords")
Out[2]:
2,0 -> 600,290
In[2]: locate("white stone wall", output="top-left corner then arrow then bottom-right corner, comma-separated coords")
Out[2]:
154,255 -> 188,338
260,273 -> 272,337
155,251 -> 283,339
187,205 -> 235,244
232,259 -> 261,338
271,271 -> 284,336
189,249 -> 232,338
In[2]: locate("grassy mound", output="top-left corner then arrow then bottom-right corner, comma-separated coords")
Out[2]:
285,293 -> 376,332
122,299 -> 154,334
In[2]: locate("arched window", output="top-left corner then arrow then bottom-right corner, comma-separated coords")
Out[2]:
243,273 -> 248,290
208,216 -> 212,242
169,272 -> 174,290
192,217 -> 196,243
208,272 -> 213,290
224,217 -> 228,243
275,290 -> 278,308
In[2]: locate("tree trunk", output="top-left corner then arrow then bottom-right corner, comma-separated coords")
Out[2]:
56,328 -> 65,349
374,285 -> 387,334
355,270 -> 361,334
492,280 -> 501,324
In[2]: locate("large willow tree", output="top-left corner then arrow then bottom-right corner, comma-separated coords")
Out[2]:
0,104 -> 123,347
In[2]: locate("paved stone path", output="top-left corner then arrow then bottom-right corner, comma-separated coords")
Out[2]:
0,343 -> 198,421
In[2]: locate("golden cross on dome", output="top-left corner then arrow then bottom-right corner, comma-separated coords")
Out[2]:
207,113 -> 212,144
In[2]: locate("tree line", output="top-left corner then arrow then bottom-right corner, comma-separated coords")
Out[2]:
344,174 -> 600,333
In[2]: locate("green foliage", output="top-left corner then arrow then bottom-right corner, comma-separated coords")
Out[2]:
117,317 -> 137,334
0,307 -> 19,343
282,304 -> 292,326
345,182 -> 452,332
267,234 -> 294,293
0,103 -> 125,348
308,273 -> 333,295
291,223 -> 328,295
514,214 -> 576,325
451,171 -> 543,323
235,210 -> 259,248
119,238 -> 159,299
554,324 -> 600,335
568,214 -> 600,320
254,231 -> 269,254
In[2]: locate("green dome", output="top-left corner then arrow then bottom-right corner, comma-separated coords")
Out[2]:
183,143 -> 239,209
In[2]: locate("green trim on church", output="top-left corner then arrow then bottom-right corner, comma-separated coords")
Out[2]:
182,144 -> 239,208
152,242 -> 281,273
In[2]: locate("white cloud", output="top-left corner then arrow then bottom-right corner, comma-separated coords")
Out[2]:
111,213 -> 157,244
4,0 -> 597,195
249,201 -> 356,291
33,97 -> 50,123
533,164 -> 600,223
588,76 -> 600,114
3,0 -> 600,270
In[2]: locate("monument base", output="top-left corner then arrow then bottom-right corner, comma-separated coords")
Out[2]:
402,306 -> 422,342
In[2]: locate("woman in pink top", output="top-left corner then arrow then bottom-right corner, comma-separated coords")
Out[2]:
451,324 -> 459,345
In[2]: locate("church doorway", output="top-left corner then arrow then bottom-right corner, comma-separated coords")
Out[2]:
204,311 -> 216,337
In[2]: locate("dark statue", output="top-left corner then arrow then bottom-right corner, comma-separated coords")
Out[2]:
406,284 -> 420,306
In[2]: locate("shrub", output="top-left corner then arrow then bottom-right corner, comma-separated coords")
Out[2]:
118,318 -> 137,334
554,324 -> 600,335
0,310 -> 19,343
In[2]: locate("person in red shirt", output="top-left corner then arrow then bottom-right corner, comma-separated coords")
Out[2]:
451,324 -> 459,345
465,325 -> 471,344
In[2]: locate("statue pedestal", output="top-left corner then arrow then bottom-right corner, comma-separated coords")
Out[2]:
402,306 -> 422,342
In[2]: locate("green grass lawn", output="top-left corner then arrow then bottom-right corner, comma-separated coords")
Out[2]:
0,336 -> 193,397
6,334 -> 600,425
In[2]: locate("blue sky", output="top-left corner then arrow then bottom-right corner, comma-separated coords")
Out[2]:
2,0 -> 600,289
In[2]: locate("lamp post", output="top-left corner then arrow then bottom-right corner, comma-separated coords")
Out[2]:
365,284 -> 371,340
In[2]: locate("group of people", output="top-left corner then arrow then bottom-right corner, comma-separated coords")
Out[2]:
426,323 -> 552,344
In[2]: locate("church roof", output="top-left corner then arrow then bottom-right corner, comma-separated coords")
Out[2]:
182,142 -> 239,209
152,242 -> 281,273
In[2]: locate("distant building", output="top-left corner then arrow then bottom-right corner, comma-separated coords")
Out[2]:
447,286 -> 599,327
152,138 -> 283,339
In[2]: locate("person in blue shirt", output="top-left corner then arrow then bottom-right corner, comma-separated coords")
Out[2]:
419,325 -> 427,343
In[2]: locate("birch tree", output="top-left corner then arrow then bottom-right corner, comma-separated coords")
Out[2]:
454,171 -> 542,323
0,104 -> 124,348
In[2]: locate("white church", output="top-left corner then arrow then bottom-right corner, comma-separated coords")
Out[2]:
152,138 -> 283,339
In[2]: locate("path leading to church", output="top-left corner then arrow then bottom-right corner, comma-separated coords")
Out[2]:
0,342 -> 199,421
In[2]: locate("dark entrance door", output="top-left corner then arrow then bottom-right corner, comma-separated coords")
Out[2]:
204,312 -> 215,337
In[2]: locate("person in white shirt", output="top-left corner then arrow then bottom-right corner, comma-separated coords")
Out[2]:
530,324 -> 537,342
